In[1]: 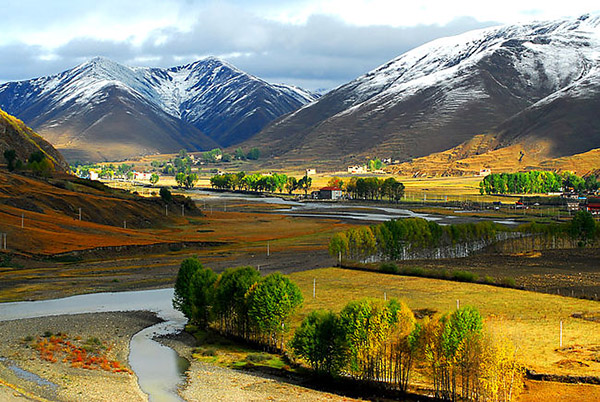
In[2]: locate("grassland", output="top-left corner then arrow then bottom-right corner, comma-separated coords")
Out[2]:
290,268 -> 600,378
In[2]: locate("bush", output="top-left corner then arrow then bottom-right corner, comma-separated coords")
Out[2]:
483,275 -> 495,285
451,270 -> 479,283
500,277 -> 517,288
401,266 -> 425,277
379,262 -> 398,274
246,353 -> 270,363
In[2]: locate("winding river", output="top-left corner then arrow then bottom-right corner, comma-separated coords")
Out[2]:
0,288 -> 186,401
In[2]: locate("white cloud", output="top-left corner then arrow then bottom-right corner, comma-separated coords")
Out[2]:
1,1 -> 598,90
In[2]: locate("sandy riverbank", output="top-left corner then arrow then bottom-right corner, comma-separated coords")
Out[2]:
159,332 -> 360,402
0,311 -> 161,401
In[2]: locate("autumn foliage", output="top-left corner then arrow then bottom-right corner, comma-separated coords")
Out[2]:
29,333 -> 131,374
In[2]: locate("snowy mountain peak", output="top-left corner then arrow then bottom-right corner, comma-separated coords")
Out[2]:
0,56 -> 318,161
247,13 -> 600,167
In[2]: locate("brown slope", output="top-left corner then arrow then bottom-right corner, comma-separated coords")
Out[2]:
0,108 -> 69,171
0,170 -> 199,256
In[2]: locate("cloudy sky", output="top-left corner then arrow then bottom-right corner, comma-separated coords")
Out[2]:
2,0 -> 599,91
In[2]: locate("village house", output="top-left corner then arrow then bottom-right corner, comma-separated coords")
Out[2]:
347,165 -> 367,174
134,172 -> 153,181
319,186 -> 343,200
584,197 -> 600,214
305,168 -> 316,175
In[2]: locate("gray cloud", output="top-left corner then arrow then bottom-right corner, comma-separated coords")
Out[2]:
0,7 -> 497,91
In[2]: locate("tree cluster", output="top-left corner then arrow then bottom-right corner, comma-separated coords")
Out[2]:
480,171 -> 599,195
175,172 -> 198,189
210,172 -> 291,193
329,218 -> 503,262
292,301 -> 523,401
3,149 -> 55,175
173,259 -> 303,351
345,177 -> 405,201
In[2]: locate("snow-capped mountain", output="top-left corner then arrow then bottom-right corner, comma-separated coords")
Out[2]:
0,57 -> 317,162
247,14 -> 600,166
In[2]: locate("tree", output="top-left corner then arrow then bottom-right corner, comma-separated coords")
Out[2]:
569,210 -> 597,246
298,174 -> 312,196
172,257 -> 203,320
189,266 -> 218,327
290,310 -> 348,376
213,266 -> 260,337
184,173 -> 198,189
150,173 -> 159,185
235,147 -> 246,160
3,149 -> 16,171
327,177 -> 344,189
159,187 -> 172,203
246,147 -> 260,160
175,172 -> 186,187
246,272 -> 303,349
285,176 -> 299,194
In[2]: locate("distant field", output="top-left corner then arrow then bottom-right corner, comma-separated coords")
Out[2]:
290,268 -> 600,378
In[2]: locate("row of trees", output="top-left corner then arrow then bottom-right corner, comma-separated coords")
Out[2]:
329,218 -> 503,262
173,259 -> 303,350
292,300 -> 523,401
480,171 -> 599,195
210,172 -> 312,194
172,258 -> 522,401
345,177 -> 405,201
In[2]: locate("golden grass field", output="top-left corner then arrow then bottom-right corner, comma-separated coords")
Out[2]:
290,268 -> 600,378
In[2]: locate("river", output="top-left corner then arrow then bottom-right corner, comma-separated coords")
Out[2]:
0,288 -> 186,402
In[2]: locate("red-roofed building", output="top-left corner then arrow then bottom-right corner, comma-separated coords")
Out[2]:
585,197 -> 600,214
319,187 -> 343,200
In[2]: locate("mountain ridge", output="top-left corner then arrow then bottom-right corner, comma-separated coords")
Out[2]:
0,57 -> 317,162
243,14 -> 600,169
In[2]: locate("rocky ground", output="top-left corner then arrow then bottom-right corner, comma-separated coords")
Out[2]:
0,311 -> 160,401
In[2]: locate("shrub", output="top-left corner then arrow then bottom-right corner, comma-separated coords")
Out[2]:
451,270 -> 479,283
379,262 -> 399,274
500,277 -> 517,288
246,353 -> 270,363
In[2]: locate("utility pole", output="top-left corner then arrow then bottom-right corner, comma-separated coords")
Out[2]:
313,278 -> 316,299
165,205 -> 168,216
2,233 -> 6,250
124,220 -> 127,229
21,213 -> 24,229
79,208 -> 82,221
267,241 -> 270,257
181,204 -> 185,217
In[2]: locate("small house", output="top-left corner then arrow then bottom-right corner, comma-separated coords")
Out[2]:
584,198 -> 600,214
306,168 -> 317,175
319,186 -> 343,200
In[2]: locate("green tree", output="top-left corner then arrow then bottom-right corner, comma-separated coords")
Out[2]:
213,266 -> 261,337
184,173 -> 198,189
569,210 -> 598,246
150,173 -> 159,185
290,310 -> 348,376
175,172 -> 186,187
285,176 -> 299,194
246,147 -> 260,160
246,272 -> 303,349
298,174 -> 312,196
3,149 -> 16,171
189,266 -> 218,327
159,187 -> 172,203
173,257 -> 203,320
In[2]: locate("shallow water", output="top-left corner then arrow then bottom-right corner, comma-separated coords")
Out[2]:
0,288 -> 187,401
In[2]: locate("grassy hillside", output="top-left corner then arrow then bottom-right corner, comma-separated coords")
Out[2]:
0,108 -> 68,171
